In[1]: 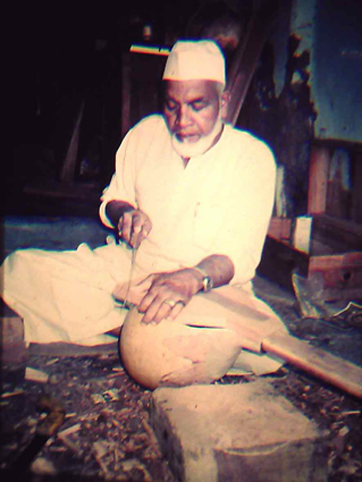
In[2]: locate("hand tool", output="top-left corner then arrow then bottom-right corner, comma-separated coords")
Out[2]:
122,247 -> 138,310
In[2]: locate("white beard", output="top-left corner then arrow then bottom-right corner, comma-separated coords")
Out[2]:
171,114 -> 224,159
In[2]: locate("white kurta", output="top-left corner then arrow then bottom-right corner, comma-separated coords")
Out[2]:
1,115 -> 280,357
99,115 -> 276,285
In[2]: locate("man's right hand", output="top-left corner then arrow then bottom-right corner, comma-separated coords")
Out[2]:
118,209 -> 152,249
105,200 -> 152,249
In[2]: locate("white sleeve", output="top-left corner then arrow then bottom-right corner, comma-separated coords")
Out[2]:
210,141 -> 276,284
99,127 -> 138,228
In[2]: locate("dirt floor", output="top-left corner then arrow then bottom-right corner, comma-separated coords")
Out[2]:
1,217 -> 362,481
1,286 -> 361,482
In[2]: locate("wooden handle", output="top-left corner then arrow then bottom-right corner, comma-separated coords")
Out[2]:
262,330 -> 362,399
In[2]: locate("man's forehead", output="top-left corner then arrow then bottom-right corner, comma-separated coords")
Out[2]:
164,79 -> 221,99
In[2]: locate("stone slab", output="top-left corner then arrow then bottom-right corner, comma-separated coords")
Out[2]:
1,316 -> 28,366
151,381 -> 328,482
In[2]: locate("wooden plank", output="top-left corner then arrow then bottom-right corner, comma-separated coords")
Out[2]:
262,330 -> 362,398
267,216 -> 292,242
311,138 -> 362,154
307,146 -> 330,214
59,101 -> 85,183
225,0 -> 280,126
312,214 -> 362,253
326,148 -> 351,218
309,251 -> 362,271
308,252 -> 362,301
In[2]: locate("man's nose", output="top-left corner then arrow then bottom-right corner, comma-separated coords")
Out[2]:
177,105 -> 192,128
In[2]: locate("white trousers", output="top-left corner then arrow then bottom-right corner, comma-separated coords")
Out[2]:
1,243 -> 286,375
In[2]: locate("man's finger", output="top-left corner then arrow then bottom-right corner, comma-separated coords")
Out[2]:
167,300 -> 186,320
125,277 -> 153,306
130,228 -> 143,249
132,214 -> 143,233
121,212 -> 132,243
137,273 -> 159,312
142,297 -> 172,324
131,214 -> 149,248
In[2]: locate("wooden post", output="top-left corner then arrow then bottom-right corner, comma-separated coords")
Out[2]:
307,146 -> 330,214
225,0 -> 280,126
59,101 -> 85,183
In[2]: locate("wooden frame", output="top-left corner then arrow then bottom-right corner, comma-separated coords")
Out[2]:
262,140 -> 362,301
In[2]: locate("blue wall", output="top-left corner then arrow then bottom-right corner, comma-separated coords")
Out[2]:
312,0 -> 362,141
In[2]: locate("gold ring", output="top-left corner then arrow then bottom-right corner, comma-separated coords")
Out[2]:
164,299 -> 186,309
164,299 -> 177,309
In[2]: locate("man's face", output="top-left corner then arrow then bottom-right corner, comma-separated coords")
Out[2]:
163,79 -> 228,145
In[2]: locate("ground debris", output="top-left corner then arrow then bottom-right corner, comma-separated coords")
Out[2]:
1,389 -> 24,399
1,324 -> 361,482
30,456 -> 57,475
25,366 -> 49,383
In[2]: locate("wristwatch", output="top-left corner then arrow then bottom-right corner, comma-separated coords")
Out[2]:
191,266 -> 213,293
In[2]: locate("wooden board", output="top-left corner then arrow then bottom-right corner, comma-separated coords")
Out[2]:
263,330 -> 362,398
267,216 -> 292,242
307,146 -> 330,215
225,0 -> 280,125
312,214 -> 362,253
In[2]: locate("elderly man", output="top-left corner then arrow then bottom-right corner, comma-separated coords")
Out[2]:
1,40 -> 284,386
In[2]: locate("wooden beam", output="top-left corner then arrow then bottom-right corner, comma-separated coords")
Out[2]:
225,0 -> 280,126
59,101 -> 85,183
263,330 -> 362,398
308,252 -> 362,300
309,252 -> 362,272
267,217 -> 292,243
307,146 -> 330,214
312,214 -> 362,253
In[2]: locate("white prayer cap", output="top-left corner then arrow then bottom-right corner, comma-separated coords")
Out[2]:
163,40 -> 226,85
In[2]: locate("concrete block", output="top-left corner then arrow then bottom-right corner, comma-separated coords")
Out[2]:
150,381 -> 327,482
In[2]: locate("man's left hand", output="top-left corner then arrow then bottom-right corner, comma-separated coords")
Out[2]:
117,269 -> 202,324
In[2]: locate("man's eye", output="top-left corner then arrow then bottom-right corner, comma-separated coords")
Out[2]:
166,101 -> 178,111
191,102 -> 206,111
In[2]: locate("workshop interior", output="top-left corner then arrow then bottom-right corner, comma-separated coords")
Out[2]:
2,0 -> 362,480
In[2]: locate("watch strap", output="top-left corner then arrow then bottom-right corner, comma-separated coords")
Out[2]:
190,266 -> 213,292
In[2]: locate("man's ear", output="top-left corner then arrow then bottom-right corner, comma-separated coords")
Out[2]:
220,90 -> 231,121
